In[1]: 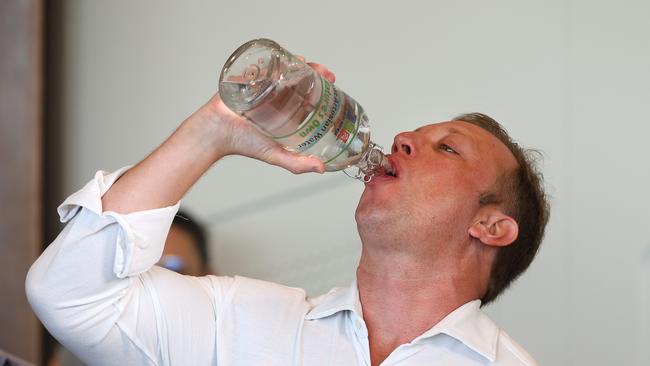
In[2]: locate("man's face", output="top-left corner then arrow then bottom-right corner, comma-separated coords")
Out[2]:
355,121 -> 518,245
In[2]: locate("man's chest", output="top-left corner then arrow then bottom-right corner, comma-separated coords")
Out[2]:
215,314 -> 490,366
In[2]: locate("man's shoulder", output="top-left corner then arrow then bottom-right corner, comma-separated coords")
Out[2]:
217,276 -> 310,312
431,301 -> 539,365
494,329 -> 539,366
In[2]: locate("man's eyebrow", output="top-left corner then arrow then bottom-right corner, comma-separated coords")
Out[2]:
447,128 -> 477,145
413,126 -> 466,136
414,125 -> 478,154
444,127 -> 478,153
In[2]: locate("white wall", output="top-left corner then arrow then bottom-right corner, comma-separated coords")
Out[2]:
53,1 -> 650,365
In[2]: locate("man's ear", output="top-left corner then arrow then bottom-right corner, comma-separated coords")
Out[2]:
468,208 -> 519,247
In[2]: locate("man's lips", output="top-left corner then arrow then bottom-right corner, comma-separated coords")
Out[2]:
386,155 -> 399,178
365,156 -> 400,184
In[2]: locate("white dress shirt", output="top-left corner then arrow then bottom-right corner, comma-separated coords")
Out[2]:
26,168 -> 539,366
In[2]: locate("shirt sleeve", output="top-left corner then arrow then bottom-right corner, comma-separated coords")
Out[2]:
26,168 -> 231,366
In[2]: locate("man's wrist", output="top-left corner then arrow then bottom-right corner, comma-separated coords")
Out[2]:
184,94 -> 240,162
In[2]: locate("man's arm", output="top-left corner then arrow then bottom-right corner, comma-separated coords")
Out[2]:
102,92 -> 325,214
26,64 -> 333,364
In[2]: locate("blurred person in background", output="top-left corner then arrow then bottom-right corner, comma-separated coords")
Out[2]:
158,210 -> 213,277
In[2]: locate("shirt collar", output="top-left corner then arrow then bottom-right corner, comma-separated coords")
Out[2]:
305,283 -> 498,362
417,300 -> 499,362
305,280 -> 362,320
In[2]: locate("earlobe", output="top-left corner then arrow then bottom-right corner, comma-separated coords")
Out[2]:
468,212 -> 519,247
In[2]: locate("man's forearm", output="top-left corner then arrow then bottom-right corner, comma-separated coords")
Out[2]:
101,99 -> 228,214
101,91 -> 324,214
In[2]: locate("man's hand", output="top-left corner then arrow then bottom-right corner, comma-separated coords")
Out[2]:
197,61 -> 334,174
197,93 -> 325,175
101,61 -> 335,214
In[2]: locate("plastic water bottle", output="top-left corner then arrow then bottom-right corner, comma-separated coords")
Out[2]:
218,38 -> 393,181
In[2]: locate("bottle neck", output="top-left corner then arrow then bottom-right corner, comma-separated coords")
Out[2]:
350,142 -> 393,182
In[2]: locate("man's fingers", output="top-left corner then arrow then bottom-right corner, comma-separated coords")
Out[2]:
295,55 -> 336,83
307,62 -> 336,83
264,147 -> 325,175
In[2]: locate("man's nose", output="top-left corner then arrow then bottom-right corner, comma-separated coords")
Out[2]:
392,132 -> 416,156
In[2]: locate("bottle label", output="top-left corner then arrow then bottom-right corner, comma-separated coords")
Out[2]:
294,76 -> 343,152
332,104 -> 359,145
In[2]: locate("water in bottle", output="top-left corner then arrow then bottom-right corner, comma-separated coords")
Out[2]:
219,38 -> 393,181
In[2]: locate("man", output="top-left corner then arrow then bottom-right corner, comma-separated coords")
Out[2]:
26,63 -> 549,365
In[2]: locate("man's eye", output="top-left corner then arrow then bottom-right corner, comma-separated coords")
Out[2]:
440,144 -> 458,154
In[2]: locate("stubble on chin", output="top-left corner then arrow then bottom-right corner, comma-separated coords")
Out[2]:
355,201 -> 405,240
355,194 -> 383,226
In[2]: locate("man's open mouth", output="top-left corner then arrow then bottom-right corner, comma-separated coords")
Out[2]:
386,156 -> 398,177
376,156 -> 398,179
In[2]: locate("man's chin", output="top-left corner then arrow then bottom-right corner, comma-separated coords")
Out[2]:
355,202 -> 394,230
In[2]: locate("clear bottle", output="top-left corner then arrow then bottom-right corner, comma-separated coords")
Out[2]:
218,38 -> 393,181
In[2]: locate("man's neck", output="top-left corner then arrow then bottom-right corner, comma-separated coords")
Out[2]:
356,245 -> 485,366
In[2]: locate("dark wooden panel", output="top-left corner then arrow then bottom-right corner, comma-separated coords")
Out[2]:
0,0 -> 43,363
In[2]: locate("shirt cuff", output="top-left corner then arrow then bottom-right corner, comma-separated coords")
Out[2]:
57,167 -> 181,278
